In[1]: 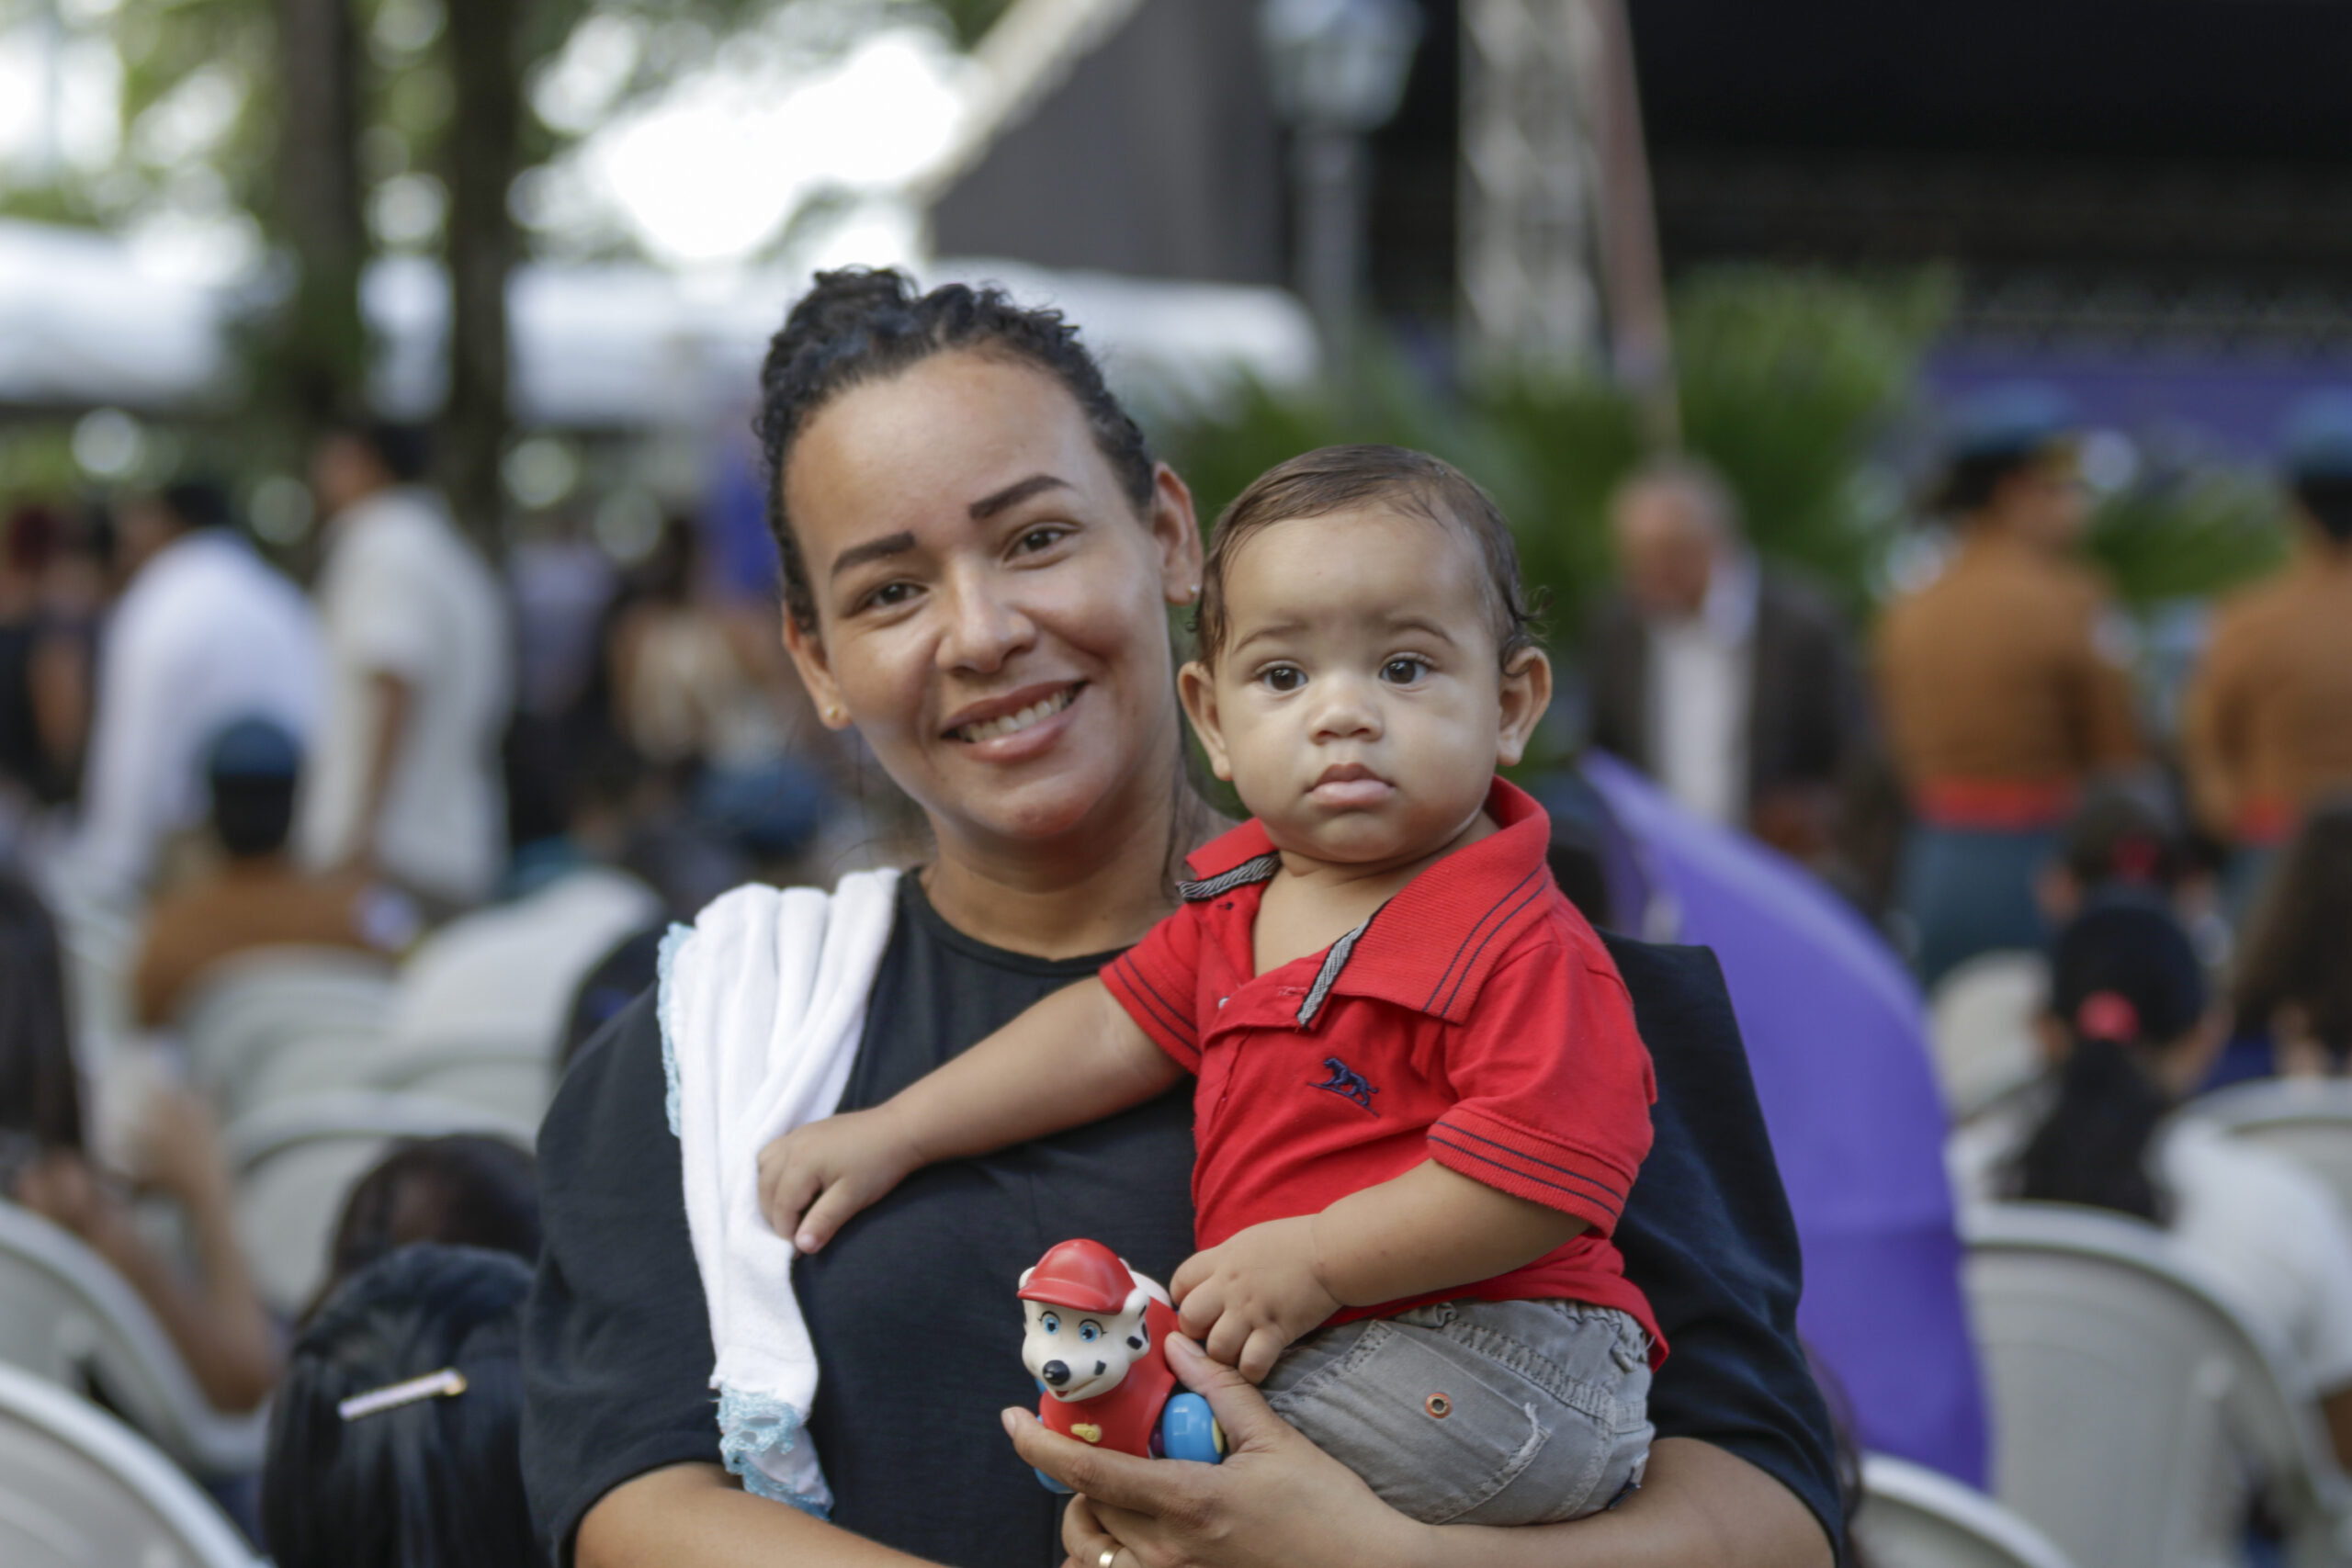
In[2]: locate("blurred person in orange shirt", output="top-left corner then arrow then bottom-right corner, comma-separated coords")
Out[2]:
132,717 -> 411,1029
2184,393 -> 2352,904
1876,387 -> 2143,987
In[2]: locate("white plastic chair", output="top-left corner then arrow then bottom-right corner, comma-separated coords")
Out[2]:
177,948 -> 395,1122
1962,1202 -> 2352,1568
0,1201 -> 266,1477
1854,1453 -> 2080,1568
0,1361 -> 258,1568
224,1091 -> 537,1316
2187,1079 -> 2352,1221
1928,952 -> 2051,1123
390,868 -> 660,1055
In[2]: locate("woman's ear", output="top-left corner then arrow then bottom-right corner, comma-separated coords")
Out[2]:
1177,661 -> 1233,782
1148,463 -> 1204,607
1494,649 -> 1554,769
782,615 -> 852,730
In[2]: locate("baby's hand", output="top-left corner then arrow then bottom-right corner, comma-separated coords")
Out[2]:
757,1107 -> 923,1253
1169,1216 -> 1341,1383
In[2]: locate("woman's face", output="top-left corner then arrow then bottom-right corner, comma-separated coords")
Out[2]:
780,351 -> 1201,858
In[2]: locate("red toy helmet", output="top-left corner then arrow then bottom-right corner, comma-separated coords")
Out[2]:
1018,1238 -> 1139,1314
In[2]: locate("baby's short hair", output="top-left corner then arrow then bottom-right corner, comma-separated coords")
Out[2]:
1195,445 -> 1539,670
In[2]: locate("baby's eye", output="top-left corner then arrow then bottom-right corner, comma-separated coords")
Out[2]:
1381,657 -> 1430,685
1079,1320 -> 1102,1342
1259,664 -> 1306,694
1039,1312 -> 1060,1334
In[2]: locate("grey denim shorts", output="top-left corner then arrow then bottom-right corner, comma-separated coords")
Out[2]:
1261,1298 -> 1653,1527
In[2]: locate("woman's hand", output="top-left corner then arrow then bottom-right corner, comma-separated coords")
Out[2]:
1008,1332 -> 1430,1568
1169,1219 -> 1340,1382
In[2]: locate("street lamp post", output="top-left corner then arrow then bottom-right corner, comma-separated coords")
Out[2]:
1260,0 -> 1423,389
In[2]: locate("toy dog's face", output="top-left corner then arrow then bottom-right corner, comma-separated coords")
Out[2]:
1022,1296 -> 1152,1404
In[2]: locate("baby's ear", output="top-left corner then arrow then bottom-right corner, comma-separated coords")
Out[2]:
1177,661 -> 1235,782
1494,649 -> 1554,769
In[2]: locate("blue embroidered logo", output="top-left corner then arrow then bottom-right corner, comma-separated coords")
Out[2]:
1311,1057 -> 1379,1115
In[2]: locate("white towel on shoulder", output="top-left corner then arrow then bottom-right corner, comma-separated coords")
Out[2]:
659,869 -> 901,1515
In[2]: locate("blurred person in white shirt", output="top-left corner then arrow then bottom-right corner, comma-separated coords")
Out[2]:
296,423 -> 513,911
51,481 -> 321,907
1951,899 -> 2352,1467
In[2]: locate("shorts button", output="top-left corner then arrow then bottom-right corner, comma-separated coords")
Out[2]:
1424,1393 -> 1451,1419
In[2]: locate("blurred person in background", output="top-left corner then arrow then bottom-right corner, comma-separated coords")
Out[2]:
297,422 -> 513,915
607,513 -> 833,869
2037,778 -> 2210,928
1877,386 -> 2143,987
0,504 -> 92,825
264,1245 -> 536,1568
2184,393 -> 2352,905
1588,457 -> 1868,867
2218,797 -> 2352,1086
1959,898 -> 2352,1470
303,1134 -> 539,1323
130,717 -> 413,1029
50,480 -> 321,907
0,874 -> 280,1411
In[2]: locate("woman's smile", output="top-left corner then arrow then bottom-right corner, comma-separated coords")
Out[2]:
942,680 -> 1086,748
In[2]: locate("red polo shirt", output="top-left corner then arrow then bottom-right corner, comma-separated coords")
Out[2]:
1102,779 -> 1661,1354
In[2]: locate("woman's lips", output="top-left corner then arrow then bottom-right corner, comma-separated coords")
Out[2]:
943,682 -> 1084,744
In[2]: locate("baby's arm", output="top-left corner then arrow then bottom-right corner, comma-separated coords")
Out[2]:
1171,1162 -> 1584,1381
760,977 -> 1182,1251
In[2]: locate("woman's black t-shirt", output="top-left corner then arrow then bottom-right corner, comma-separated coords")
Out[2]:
521,874 -> 1842,1565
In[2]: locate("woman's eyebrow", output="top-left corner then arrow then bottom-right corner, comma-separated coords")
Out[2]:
968,473 -> 1071,520
829,531 -> 919,580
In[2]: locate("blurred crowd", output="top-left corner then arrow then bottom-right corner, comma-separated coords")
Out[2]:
0,376 -> 2350,1562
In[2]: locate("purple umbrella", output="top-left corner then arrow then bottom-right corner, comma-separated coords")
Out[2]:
1579,751 -> 1988,1485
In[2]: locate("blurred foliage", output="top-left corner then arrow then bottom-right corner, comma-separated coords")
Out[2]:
933,0 -> 1017,46
1155,265 -> 1953,652
2085,465 -> 2290,607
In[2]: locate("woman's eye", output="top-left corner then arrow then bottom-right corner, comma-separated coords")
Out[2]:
859,581 -> 918,612
1260,665 -> 1305,694
1039,1313 -> 1059,1334
1012,525 -> 1070,556
1381,657 -> 1430,685
1079,1321 -> 1101,1342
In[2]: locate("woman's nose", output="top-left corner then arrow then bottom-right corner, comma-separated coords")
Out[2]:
934,570 -> 1037,673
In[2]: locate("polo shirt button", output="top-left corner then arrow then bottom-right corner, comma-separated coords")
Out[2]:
1219,996 -> 1229,1007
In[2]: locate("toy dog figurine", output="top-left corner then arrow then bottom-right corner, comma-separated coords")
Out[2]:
1018,1238 -> 1225,1491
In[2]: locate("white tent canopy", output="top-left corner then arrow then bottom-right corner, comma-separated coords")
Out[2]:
0,218 -> 1315,429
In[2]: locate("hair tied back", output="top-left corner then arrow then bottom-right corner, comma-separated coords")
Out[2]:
337,1366 -> 467,1421
2075,990 -> 2142,1044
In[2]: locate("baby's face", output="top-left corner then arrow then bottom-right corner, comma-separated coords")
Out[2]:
1181,507 -> 1546,869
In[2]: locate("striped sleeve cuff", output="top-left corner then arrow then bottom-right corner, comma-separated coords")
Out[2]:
1101,953 -> 1200,1070
1426,1104 -> 1635,1235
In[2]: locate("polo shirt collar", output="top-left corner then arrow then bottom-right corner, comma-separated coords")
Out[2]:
1177,778 -> 1556,1028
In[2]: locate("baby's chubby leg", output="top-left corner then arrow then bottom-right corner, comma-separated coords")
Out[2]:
1258,1298 -> 1653,1527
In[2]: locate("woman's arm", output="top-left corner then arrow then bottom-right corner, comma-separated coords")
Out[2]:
14,1100 -> 281,1413
581,1464 -> 944,1568
1013,1336 -> 1831,1568
763,978 -> 1181,1251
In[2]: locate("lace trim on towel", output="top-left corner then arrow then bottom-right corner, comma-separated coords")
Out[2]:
656,921 -> 695,1138
718,1385 -> 831,1517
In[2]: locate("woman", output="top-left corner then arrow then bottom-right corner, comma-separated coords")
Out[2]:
303,1134 -> 540,1322
1963,899 -> 2352,1467
265,1245 -> 537,1568
0,874 -> 279,1412
521,270 -> 1838,1568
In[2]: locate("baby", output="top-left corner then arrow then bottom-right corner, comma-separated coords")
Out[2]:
763,445 -> 1658,1527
